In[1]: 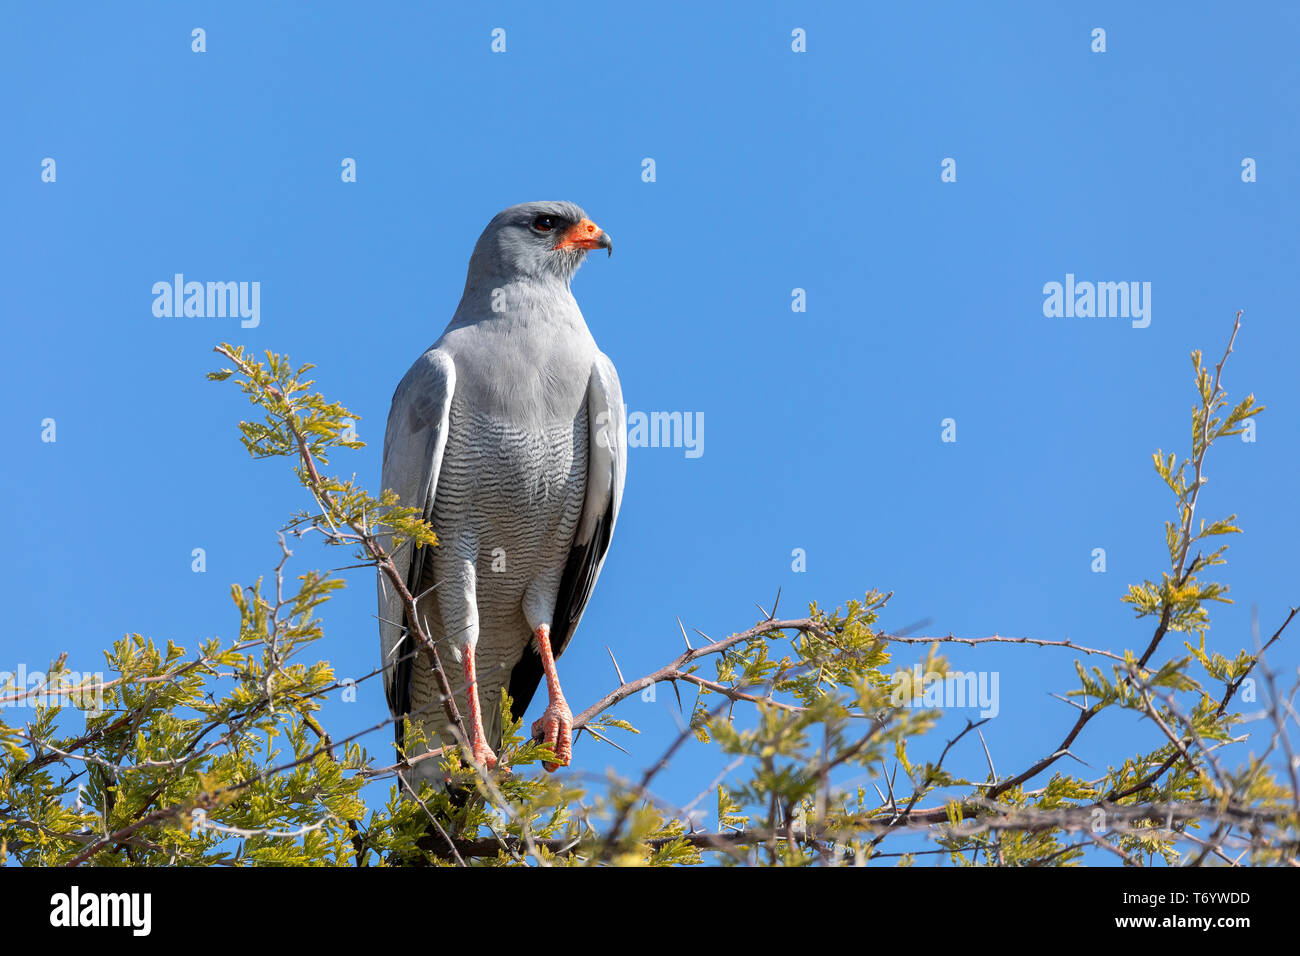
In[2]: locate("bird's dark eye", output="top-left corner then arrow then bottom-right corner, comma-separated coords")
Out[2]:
532,215 -> 558,232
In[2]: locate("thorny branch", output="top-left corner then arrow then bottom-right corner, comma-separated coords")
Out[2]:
5,315 -> 1296,867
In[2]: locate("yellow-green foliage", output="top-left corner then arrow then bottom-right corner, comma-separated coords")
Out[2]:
1,330 -> 1294,867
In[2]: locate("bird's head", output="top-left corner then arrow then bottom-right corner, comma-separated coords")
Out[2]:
468,200 -> 613,284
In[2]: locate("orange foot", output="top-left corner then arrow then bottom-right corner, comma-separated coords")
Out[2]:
469,736 -> 498,770
531,698 -> 573,772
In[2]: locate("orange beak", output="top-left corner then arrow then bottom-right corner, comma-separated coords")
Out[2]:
554,217 -> 613,256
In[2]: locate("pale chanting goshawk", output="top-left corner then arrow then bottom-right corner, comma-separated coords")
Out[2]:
377,201 -> 626,781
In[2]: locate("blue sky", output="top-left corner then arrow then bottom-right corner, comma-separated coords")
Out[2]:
3,2 -> 1298,861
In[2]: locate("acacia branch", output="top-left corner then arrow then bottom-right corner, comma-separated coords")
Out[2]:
213,345 -> 468,748
571,616 -> 827,733
440,799 -> 1288,860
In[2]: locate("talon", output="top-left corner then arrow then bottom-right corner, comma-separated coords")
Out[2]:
470,740 -> 498,770
531,699 -> 572,772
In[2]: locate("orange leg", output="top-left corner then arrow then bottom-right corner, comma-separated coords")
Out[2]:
530,624 -> 572,771
462,648 -> 498,769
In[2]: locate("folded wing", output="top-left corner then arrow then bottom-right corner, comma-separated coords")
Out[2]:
377,349 -> 456,722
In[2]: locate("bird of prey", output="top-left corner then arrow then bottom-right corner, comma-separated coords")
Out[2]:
378,200 -> 626,782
